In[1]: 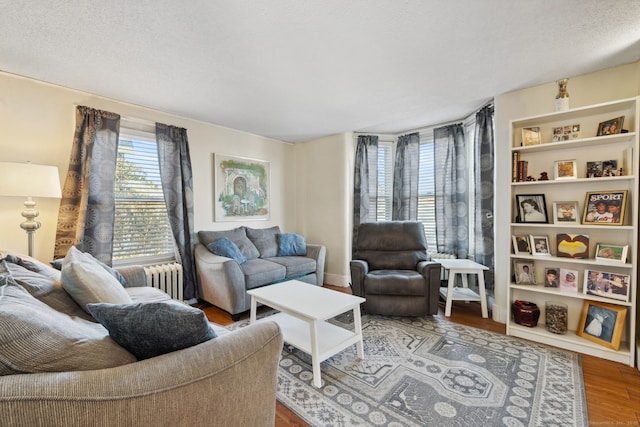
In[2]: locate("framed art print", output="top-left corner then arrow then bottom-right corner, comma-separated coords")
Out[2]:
554,159 -> 577,180
213,153 -> 270,221
553,201 -> 579,224
521,127 -> 541,146
515,194 -> 548,223
556,233 -> 589,259
577,300 -> 626,350
582,190 -> 627,225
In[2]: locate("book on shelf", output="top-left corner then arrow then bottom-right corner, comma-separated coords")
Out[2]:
517,160 -> 528,182
512,152 -> 519,182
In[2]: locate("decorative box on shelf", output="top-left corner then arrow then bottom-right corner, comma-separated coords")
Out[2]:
512,300 -> 540,327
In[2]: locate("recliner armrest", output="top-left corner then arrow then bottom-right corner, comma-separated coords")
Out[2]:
349,259 -> 369,297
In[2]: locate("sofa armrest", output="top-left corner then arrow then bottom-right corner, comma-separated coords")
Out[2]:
418,260 -> 441,314
194,243 -> 247,314
0,321 -> 283,427
349,259 -> 368,297
305,243 -> 326,285
115,265 -> 148,288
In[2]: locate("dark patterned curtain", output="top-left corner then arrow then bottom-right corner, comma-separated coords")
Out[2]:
392,132 -> 419,220
474,105 -> 495,289
156,123 -> 198,300
54,106 -> 120,264
352,135 -> 378,256
434,124 -> 468,259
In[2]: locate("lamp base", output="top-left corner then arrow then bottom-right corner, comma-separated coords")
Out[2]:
19,197 -> 41,257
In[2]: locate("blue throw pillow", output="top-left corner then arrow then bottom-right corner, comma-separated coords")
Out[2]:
86,302 -> 217,360
277,233 -> 307,256
207,237 -> 247,264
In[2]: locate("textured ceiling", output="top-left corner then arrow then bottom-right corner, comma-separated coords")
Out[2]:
0,1 -> 639,143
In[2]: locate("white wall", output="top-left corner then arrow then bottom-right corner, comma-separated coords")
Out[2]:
0,72 -> 297,262
492,61 -> 640,323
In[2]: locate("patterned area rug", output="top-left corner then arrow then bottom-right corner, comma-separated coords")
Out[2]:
232,313 -> 587,427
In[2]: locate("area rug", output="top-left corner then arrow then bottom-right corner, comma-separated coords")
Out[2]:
232,313 -> 588,427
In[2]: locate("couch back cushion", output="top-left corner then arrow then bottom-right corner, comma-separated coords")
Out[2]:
246,226 -> 281,258
198,227 -> 260,260
355,221 -> 428,270
0,278 -> 136,375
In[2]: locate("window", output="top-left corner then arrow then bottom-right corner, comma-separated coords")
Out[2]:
113,125 -> 174,264
417,134 -> 436,248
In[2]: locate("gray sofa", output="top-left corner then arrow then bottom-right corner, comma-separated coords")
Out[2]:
195,226 -> 326,320
0,251 -> 283,427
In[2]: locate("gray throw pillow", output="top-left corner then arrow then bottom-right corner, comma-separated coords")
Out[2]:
246,226 -> 281,258
60,246 -> 126,285
0,279 -> 136,375
198,227 -> 260,260
87,301 -> 217,360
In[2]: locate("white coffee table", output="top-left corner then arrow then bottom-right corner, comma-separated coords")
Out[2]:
247,280 -> 365,388
434,258 -> 489,318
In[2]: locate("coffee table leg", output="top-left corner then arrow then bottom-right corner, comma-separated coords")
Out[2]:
353,306 -> 364,359
249,296 -> 257,324
309,320 -> 322,388
445,270 -> 455,317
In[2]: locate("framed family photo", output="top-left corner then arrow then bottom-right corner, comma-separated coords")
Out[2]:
577,300 -> 626,350
530,235 -> 551,256
596,116 -> 624,136
582,190 -> 627,225
552,201 -> 579,224
515,194 -> 548,223
584,269 -> 631,302
595,243 -> 628,263
514,261 -> 535,285
512,235 -> 531,255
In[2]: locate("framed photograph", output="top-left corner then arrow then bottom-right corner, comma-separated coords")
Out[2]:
584,269 -> 631,302
529,235 -> 551,256
554,160 -> 577,180
577,300 -> 627,350
543,267 -> 560,288
559,268 -> 579,293
602,160 -> 618,177
521,127 -> 541,146
582,190 -> 627,225
595,244 -> 628,263
586,161 -> 603,178
597,116 -> 624,136
553,201 -> 579,224
516,194 -> 548,223
514,261 -> 535,285
512,235 -> 531,255
556,233 -> 589,258
213,153 -> 270,221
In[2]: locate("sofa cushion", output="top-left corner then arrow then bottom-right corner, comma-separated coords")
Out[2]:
61,260 -> 133,313
0,278 -> 136,375
198,227 -> 260,260
240,259 -> 286,289
2,259 -> 92,321
246,226 -> 281,258
277,233 -> 307,256
207,237 -> 247,264
264,256 -> 316,278
126,286 -> 174,303
87,301 -> 217,360
60,246 -> 127,286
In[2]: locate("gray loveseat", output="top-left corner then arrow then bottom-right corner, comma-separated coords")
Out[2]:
195,225 -> 326,320
0,251 -> 283,427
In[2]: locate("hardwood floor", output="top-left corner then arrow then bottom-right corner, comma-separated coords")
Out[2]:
199,285 -> 640,426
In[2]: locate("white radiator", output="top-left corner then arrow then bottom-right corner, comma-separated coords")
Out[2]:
144,263 -> 184,301
429,252 -> 457,281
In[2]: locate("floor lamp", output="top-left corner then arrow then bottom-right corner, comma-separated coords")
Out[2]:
0,162 -> 62,257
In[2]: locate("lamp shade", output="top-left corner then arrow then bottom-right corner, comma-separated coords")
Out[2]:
0,162 -> 62,199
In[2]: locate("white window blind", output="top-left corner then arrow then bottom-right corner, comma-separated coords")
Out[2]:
376,142 -> 393,221
417,135 -> 436,249
113,130 -> 174,263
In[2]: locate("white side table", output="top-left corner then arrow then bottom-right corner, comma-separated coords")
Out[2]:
434,258 -> 489,318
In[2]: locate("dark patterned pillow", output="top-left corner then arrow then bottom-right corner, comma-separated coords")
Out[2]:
87,301 -> 217,360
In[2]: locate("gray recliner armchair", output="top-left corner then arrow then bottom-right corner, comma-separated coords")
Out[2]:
350,221 -> 441,316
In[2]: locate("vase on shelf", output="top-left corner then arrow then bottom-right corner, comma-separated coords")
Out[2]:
555,78 -> 569,112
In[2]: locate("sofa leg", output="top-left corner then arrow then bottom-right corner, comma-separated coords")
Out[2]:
231,313 -> 243,322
